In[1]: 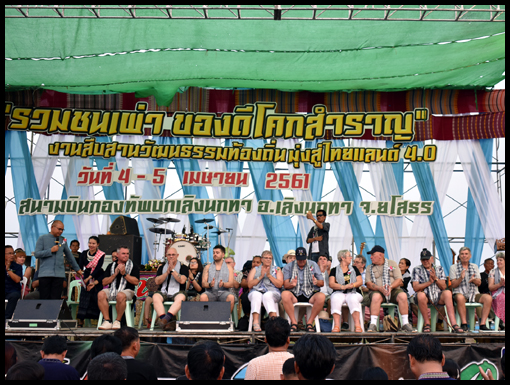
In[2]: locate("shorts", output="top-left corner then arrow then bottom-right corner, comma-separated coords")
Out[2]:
368,288 -> 404,305
101,288 -> 135,301
203,290 -> 232,302
413,293 -> 441,306
453,292 -> 484,304
153,290 -> 186,301
286,290 -> 321,303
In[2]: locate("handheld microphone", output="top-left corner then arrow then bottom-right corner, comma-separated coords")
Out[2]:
55,237 -> 60,252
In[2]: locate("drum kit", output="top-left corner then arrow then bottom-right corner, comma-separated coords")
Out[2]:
147,217 -> 233,264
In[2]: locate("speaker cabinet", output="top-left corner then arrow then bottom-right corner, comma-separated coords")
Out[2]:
177,301 -> 233,332
110,215 -> 140,236
7,300 -> 76,330
99,234 -> 142,267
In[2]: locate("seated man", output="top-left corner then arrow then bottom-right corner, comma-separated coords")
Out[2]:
365,245 -> 414,332
5,245 -> 22,320
153,247 -> 188,331
281,247 -> 325,332
412,248 -> 464,333
449,246 -> 492,332
98,246 -> 140,330
200,245 -> 236,312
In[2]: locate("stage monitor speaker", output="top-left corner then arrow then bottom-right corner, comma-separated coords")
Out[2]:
7,300 -> 77,330
99,234 -> 142,267
177,301 -> 233,332
110,215 -> 140,236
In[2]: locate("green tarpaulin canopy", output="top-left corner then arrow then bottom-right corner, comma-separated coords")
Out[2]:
5,5 -> 505,105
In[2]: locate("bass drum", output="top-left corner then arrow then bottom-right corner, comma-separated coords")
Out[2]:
171,240 -> 197,265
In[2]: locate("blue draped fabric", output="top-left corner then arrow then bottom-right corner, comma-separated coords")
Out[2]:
5,131 -> 49,266
245,139 -> 296,267
465,139 -> 493,266
330,140 -> 376,263
155,136 -> 218,264
410,142 -> 451,270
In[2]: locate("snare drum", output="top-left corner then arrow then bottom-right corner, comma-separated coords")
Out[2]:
172,241 -> 198,265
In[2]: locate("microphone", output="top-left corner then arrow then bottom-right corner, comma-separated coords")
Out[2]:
54,237 -> 59,252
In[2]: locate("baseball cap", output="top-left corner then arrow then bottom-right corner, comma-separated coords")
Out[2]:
295,247 -> 307,260
367,245 -> 385,254
420,248 -> 432,260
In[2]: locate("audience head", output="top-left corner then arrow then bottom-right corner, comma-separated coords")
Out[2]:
260,250 -> 273,267
113,327 -> 140,357
483,257 -> 495,272
252,255 -> 262,267
407,334 -> 445,379
458,247 -> 471,264
70,240 -> 80,253
6,361 -> 45,381
40,335 -> 68,360
367,245 -> 385,265
89,334 -> 123,359
496,252 -> 505,270
361,366 -> 389,380
15,249 -> 27,265
5,245 -> 15,262
442,358 -> 461,380
224,256 -> 236,269
189,257 -> 203,273
87,352 -> 127,381
111,249 -> 118,262
353,255 -> 366,272
399,257 -> 411,273
213,245 -> 226,261
265,316 -> 291,348
336,249 -> 352,265
283,250 -> 296,265
242,260 -> 253,274
50,220 -> 64,237
5,342 -> 17,375
318,255 -> 329,270
293,334 -> 336,380
281,358 -> 298,380
295,247 -> 308,268
185,341 -> 225,380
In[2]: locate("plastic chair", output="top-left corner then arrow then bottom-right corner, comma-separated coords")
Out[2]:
376,303 -> 403,331
150,301 -> 174,331
21,277 -> 28,299
492,315 -> 502,332
332,305 -> 365,332
98,299 -> 135,329
248,307 -> 279,332
417,304 -> 452,332
66,280 -> 82,319
285,303 -> 321,332
455,302 -> 482,331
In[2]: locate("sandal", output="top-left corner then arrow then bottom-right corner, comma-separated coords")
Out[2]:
253,323 -> 262,332
423,324 -> 431,333
452,324 -> 465,334
355,326 -> 363,333
305,323 -> 315,332
332,325 -> 341,333
290,324 -> 299,332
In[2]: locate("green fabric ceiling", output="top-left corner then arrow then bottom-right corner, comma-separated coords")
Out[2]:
5,6 -> 505,106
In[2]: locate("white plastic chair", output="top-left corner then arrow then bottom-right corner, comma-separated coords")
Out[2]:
285,303 -> 321,332
21,277 -> 28,299
248,307 -> 279,332
332,305 -> 365,332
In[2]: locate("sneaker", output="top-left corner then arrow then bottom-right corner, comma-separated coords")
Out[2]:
112,320 -> 121,330
479,324 -> 491,332
367,323 -> 378,332
163,320 -> 177,332
401,323 -> 416,333
98,320 -> 113,330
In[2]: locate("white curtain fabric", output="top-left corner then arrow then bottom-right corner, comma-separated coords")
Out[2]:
457,140 -> 505,251
407,141 -> 457,270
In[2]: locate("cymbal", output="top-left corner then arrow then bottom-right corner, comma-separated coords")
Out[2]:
204,225 -> 215,230
195,218 -> 214,224
149,227 -> 175,235
159,217 -> 180,223
213,230 -> 226,235
147,218 -> 163,224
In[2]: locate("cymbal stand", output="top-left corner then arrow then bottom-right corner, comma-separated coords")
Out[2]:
226,228 -> 233,251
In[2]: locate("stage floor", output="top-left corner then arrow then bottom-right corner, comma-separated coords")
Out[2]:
5,327 -> 505,345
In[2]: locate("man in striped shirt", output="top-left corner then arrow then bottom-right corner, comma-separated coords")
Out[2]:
244,316 -> 293,380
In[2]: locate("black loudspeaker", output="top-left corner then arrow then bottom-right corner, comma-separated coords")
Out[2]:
7,300 -> 77,330
110,215 -> 140,236
177,301 -> 233,332
99,234 -> 142,267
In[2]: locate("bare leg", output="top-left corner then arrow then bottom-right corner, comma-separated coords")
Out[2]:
416,292 -> 430,325
282,291 -> 298,325
455,294 -> 467,324
97,290 -> 110,320
309,292 -> 326,322
115,292 -> 127,321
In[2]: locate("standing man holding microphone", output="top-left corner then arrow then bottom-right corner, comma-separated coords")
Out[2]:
34,220 -> 83,299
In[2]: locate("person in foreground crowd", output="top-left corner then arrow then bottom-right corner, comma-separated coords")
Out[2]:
406,334 -> 455,380
98,246 -> 140,330
113,326 -> 158,380
247,250 -> 284,332
412,248 -> 464,333
306,209 -> 330,263
5,361 -> 45,381
200,245 -> 236,312
81,333 -> 123,380
34,220 -> 83,299
449,247 -> 492,331
153,247 -> 189,331
77,235 -> 105,326
329,249 -> 364,333
38,335 -> 80,380
361,366 -> 389,380
5,342 -> 18,375
365,245 -> 415,332
185,341 -> 225,380
293,334 -> 336,380
5,245 -> 22,319
87,352 -> 128,381
245,316 -> 293,380
442,358 -> 461,380
282,247 -> 325,332
281,357 -> 298,380
488,252 -> 505,325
